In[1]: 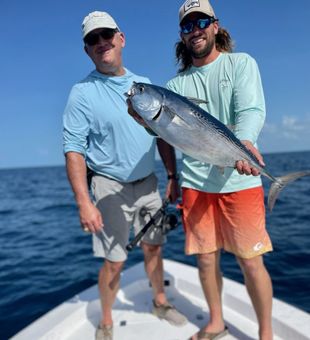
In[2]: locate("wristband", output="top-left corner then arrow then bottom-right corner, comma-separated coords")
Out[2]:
167,174 -> 179,180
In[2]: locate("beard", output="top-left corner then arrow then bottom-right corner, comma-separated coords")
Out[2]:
188,34 -> 216,59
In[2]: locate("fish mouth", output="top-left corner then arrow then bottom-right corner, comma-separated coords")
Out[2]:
124,81 -> 138,98
124,89 -> 133,98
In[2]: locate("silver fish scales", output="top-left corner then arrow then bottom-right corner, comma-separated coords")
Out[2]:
126,82 -> 310,211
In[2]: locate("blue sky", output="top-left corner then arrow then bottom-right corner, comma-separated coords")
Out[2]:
1,0 -> 310,169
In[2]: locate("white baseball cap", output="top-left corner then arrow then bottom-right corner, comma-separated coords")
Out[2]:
82,11 -> 119,38
179,0 -> 216,24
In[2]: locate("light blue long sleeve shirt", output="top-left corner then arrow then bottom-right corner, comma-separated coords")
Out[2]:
63,69 -> 156,182
166,52 -> 265,193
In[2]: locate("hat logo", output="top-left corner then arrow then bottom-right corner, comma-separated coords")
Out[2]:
184,0 -> 200,12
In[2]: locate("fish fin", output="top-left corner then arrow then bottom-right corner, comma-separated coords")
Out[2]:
186,97 -> 209,106
216,166 -> 225,175
268,170 -> 310,211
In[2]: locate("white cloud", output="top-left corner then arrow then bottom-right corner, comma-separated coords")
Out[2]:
259,113 -> 310,153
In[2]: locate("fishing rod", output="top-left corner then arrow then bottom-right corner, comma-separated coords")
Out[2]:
126,198 -> 178,252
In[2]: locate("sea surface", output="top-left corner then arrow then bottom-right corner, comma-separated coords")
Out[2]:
1,151 -> 310,339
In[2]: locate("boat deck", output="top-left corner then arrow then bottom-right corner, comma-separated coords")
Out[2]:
12,260 -> 310,340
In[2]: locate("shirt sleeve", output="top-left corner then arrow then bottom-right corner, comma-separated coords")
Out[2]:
63,86 -> 91,156
166,80 -> 176,93
233,54 -> 266,144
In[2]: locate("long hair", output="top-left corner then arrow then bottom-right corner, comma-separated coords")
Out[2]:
175,27 -> 234,73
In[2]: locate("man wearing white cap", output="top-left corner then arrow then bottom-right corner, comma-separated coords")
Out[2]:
63,10 -> 187,340
166,0 -> 274,339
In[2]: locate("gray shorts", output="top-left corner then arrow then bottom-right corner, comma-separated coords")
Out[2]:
91,173 -> 165,262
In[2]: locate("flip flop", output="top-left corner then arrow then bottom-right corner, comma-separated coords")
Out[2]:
189,326 -> 229,340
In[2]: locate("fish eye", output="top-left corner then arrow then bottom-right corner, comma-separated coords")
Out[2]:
138,86 -> 144,93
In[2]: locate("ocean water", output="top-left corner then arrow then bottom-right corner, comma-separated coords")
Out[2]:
1,151 -> 310,339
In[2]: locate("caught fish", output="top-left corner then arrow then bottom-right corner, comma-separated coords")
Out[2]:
126,82 -> 310,211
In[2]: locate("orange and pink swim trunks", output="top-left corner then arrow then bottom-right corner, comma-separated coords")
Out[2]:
180,186 -> 273,258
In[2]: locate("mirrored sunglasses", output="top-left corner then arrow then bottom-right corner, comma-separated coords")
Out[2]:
180,17 -> 217,34
84,28 -> 118,46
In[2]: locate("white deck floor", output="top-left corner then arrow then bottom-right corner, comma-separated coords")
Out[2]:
12,260 -> 310,340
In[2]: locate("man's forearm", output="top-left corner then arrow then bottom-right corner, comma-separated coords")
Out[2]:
156,139 -> 177,176
65,152 -> 92,207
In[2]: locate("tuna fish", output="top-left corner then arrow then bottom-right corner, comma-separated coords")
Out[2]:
126,82 -> 310,211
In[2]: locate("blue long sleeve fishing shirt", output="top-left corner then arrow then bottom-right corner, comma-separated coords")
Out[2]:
63,69 -> 156,182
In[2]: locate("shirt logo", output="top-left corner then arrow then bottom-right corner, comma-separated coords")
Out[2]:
219,79 -> 231,88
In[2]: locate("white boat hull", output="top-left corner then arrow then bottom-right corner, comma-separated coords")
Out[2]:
11,260 -> 310,340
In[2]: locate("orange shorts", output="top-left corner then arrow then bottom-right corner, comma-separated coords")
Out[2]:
181,186 -> 273,259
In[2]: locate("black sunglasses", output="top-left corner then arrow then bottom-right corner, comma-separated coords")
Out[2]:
180,17 -> 218,34
84,28 -> 118,46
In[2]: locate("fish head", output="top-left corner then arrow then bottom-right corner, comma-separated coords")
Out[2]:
125,82 -> 164,122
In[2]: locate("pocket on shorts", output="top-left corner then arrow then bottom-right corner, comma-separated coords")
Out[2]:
91,175 -> 122,203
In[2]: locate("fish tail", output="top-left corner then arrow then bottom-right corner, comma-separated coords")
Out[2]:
268,171 -> 310,212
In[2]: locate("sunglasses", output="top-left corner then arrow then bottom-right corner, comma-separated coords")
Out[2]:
84,28 -> 118,46
180,17 -> 218,34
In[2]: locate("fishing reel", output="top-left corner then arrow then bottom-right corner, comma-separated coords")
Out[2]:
161,209 -> 179,235
139,205 -> 178,235
126,199 -> 179,251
